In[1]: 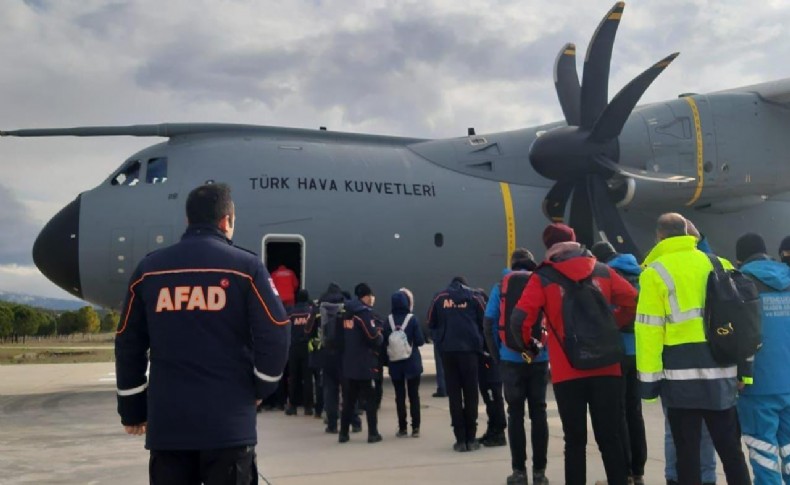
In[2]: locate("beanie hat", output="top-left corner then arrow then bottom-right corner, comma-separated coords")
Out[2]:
354,282 -> 373,299
542,223 -> 576,249
295,288 -> 310,303
780,236 -> 790,254
510,248 -> 537,270
735,233 -> 767,262
591,241 -> 617,263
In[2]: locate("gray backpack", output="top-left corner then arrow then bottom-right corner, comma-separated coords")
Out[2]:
387,314 -> 413,362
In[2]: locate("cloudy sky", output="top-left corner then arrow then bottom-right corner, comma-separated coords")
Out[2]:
1,0 -> 788,300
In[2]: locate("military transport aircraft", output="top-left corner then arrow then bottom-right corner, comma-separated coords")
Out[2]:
4,2 -> 790,315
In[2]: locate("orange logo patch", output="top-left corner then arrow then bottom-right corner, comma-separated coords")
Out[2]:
155,286 -> 227,312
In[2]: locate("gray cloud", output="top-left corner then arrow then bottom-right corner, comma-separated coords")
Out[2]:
0,185 -> 39,265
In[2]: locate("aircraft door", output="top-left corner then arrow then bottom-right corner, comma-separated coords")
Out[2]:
262,234 -> 305,288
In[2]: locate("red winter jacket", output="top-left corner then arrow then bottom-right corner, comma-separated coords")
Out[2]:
271,265 -> 299,306
511,243 -> 637,384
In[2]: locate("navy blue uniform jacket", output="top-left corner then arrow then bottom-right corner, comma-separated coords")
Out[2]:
115,224 -> 290,450
427,280 -> 485,353
341,299 -> 384,380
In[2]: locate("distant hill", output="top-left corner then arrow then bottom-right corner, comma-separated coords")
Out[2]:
0,291 -> 91,311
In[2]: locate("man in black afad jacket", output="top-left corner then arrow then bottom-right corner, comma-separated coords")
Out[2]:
115,183 -> 290,484
428,276 -> 487,452
338,283 -> 384,444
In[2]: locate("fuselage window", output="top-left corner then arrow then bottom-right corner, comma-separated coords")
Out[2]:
111,160 -> 141,186
434,233 -> 444,247
146,157 -> 168,184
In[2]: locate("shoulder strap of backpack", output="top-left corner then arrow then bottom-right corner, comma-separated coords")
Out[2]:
534,266 -> 572,360
388,314 -> 396,331
401,314 -> 413,331
707,253 -> 726,276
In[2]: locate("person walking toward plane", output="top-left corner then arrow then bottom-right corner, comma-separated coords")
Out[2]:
511,223 -> 637,485
591,241 -> 647,485
483,248 -> 550,485
272,264 -> 299,308
474,287 -> 508,449
636,213 -> 752,485
735,233 -> 790,484
428,276 -> 486,452
285,288 -> 316,416
338,283 -> 384,444
115,183 -> 290,484
384,288 -> 424,438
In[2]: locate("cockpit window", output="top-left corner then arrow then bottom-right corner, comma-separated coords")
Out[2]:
111,160 -> 141,186
146,157 -> 168,184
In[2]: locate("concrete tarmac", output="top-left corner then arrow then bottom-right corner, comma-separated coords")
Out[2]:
0,362 -> 737,484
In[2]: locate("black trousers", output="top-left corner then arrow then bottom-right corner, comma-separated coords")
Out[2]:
441,351 -> 479,443
287,344 -> 313,409
340,378 -> 378,436
621,355 -> 647,476
312,368 -> 323,415
392,375 -> 421,431
149,446 -> 256,485
479,378 -> 507,434
666,406 -> 752,485
554,376 -> 628,485
501,361 -> 549,473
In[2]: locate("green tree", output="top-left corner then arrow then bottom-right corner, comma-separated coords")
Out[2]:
0,305 -> 13,341
36,314 -> 57,336
13,306 -> 41,342
57,311 -> 79,335
76,306 -> 101,334
100,311 -> 120,333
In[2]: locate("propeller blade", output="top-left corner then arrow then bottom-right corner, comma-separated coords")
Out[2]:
542,180 -> 576,222
592,154 -> 694,183
569,178 -> 595,248
580,2 -> 624,129
589,53 -> 680,142
587,174 -> 643,260
554,43 -> 582,126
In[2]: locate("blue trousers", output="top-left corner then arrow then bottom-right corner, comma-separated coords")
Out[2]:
738,393 -> 790,485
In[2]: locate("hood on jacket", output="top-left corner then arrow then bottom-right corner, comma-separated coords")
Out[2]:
391,291 -> 411,315
445,279 -> 476,303
741,257 -> 790,291
319,283 -> 344,303
543,243 -> 596,282
608,253 -> 641,276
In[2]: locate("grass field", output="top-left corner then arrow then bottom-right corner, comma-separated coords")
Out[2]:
0,334 -> 115,365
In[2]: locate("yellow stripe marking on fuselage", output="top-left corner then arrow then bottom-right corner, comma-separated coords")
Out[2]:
500,182 -> 516,265
684,96 -> 704,206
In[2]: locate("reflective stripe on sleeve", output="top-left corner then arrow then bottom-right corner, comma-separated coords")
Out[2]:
117,382 -> 148,396
748,448 -> 781,472
780,443 -> 790,458
254,367 -> 282,383
639,371 -> 663,383
663,367 -> 737,381
636,314 -> 664,326
744,435 -> 779,456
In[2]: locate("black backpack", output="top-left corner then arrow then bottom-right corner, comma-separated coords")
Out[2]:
499,271 -> 532,350
539,264 -> 625,370
704,255 -> 762,366
319,301 -> 345,352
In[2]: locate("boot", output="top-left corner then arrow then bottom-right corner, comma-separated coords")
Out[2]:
532,469 -> 549,485
453,441 -> 468,452
480,430 -> 507,447
506,469 -> 528,485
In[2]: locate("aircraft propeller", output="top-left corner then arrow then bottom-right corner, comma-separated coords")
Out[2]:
529,2 -> 690,259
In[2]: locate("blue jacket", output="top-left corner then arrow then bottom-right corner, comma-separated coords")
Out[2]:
341,298 -> 384,380
484,268 -> 548,364
427,280 -> 485,353
607,254 -> 641,356
740,256 -> 790,396
384,291 -> 425,380
115,224 -> 290,450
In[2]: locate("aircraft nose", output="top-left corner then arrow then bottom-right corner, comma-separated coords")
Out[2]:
33,195 -> 82,299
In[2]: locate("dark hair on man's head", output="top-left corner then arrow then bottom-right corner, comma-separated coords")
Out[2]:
451,275 -> 468,286
510,247 -> 537,271
186,183 -> 234,225
656,213 -> 688,240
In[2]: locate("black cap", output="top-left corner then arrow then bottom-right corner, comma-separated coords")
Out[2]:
591,241 -> 617,263
354,283 -> 373,299
780,236 -> 790,254
736,233 -> 767,262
